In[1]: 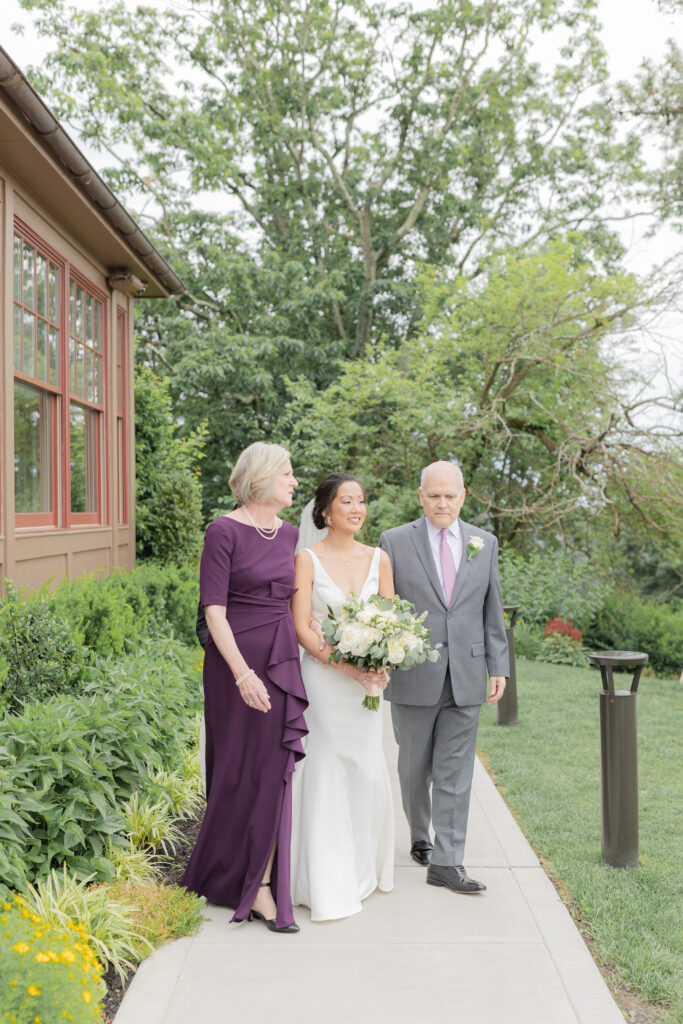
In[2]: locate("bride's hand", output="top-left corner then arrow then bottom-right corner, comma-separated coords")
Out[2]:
343,664 -> 389,692
237,672 -> 272,712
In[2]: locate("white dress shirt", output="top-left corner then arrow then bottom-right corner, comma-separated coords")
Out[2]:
425,517 -> 463,600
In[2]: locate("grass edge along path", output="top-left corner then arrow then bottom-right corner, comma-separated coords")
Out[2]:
476,658 -> 682,1024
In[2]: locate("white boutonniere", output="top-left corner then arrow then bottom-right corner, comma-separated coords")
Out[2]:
466,536 -> 485,561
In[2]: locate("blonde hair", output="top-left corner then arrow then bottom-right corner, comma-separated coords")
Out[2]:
229,442 -> 291,505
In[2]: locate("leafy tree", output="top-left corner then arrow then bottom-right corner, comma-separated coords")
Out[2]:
16,0 -> 647,513
134,366 -> 207,563
282,237 -> 682,557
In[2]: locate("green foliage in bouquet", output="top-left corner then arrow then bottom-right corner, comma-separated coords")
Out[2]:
322,594 -> 440,710
0,893 -> 105,1022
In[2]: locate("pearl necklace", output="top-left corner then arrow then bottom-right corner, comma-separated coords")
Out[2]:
242,504 -> 280,540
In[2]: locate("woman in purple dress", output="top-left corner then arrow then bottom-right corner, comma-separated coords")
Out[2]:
181,442 -> 308,933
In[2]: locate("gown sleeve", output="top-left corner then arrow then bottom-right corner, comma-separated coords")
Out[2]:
200,519 -> 234,607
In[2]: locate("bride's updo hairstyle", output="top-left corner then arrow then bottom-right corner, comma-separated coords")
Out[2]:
229,441 -> 291,505
312,473 -> 366,529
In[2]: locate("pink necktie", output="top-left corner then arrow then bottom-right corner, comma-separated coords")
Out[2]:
440,528 -> 457,604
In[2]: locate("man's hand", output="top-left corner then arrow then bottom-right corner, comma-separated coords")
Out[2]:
487,676 -> 506,704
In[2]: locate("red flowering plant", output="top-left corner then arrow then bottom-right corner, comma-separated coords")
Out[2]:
539,617 -> 585,666
544,617 -> 583,644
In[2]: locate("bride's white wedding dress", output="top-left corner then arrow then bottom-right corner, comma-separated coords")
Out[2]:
290,547 -> 394,921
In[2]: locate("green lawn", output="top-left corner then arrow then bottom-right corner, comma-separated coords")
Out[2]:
476,657 -> 683,1024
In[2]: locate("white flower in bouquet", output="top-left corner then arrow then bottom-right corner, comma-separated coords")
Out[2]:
321,593 -> 441,711
387,637 -> 407,664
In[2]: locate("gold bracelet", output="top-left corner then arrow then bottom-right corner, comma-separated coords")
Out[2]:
234,668 -> 254,687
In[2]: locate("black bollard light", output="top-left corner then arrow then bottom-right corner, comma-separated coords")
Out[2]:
498,604 -> 519,726
587,650 -> 648,868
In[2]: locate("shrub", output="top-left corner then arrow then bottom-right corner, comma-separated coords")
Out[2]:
583,592 -> 683,678
135,366 -> 206,566
122,794 -> 183,857
0,639 -> 202,889
499,550 -> 607,631
544,617 -> 583,643
0,582 -> 90,713
511,622 -> 543,660
20,867 -> 150,983
0,893 -> 105,1022
104,880 -> 204,954
537,633 -> 587,667
50,571 -> 147,660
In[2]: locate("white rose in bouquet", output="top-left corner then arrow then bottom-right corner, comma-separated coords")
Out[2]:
387,637 -> 407,664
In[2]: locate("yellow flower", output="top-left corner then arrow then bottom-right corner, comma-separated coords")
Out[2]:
13,941 -> 30,954
82,991 -> 92,1005
28,985 -> 41,996
61,949 -> 76,962
35,952 -> 51,962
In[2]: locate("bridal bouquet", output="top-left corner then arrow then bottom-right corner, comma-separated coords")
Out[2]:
321,594 -> 440,711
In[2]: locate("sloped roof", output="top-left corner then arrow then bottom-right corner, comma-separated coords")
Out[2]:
0,45 -> 184,298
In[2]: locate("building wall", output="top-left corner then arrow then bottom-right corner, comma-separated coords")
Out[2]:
0,165 -> 136,593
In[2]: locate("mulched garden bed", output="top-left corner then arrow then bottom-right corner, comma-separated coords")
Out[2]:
101,812 -> 202,1024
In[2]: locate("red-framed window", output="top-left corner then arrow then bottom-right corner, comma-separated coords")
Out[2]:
115,308 -> 128,524
13,220 -> 109,530
12,232 -> 62,527
68,275 -> 106,526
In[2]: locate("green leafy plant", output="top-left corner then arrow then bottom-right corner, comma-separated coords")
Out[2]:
583,592 -> 683,677
0,892 -> 105,1021
537,634 -> 587,667
104,841 -> 158,885
20,866 -> 151,983
499,551 -> 608,632
148,768 -> 203,821
0,581 -> 90,712
123,793 -> 183,857
0,639 -> 202,889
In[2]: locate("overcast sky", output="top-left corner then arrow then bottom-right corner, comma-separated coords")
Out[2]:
2,0 -> 681,386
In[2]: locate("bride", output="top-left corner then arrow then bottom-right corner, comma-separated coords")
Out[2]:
290,473 -> 395,921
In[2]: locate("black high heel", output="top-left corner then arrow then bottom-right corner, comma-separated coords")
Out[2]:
249,883 -> 300,934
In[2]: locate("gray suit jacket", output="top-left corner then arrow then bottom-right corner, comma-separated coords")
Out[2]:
380,516 -> 509,707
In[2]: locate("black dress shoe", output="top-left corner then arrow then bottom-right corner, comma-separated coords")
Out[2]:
249,910 -> 300,933
410,840 -> 433,866
426,864 -> 486,894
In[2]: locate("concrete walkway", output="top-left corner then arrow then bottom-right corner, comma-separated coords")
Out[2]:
114,704 -> 624,1024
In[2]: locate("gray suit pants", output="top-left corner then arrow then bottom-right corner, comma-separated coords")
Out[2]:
391,671 -> 480,866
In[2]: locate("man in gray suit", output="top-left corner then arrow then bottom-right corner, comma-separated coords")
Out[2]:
380,461 -> 509,894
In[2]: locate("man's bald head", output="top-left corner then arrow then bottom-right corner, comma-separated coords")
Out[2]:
418,461 -> 466,528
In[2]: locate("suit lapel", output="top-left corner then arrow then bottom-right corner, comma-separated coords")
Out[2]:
410,517 -> 447,609
448,519 -> 471,609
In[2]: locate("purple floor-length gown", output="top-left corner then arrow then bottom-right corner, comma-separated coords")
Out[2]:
181,516 -> 308,928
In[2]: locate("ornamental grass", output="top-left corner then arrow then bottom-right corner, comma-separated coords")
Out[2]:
0,894 -> 104,1023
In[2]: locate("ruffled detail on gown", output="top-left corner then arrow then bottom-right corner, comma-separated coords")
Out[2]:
228,585 -> 308,771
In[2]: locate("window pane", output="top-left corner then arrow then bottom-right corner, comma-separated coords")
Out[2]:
36,253 -> 48,318
49,264 -> 60,325
75,342 -> 85,397
14,304 -> 22,371
14,381 -> 53,514
13,236 -> 22,302
95,303 -> 103,350
23,310 -> 36,377
69,337 -> 76,393
70,402 -> 98,514
86,349 -> 94,402
86,294 -> 94,346
23,243 -> 35,311
76,287 -> 84,339
37,319 -> 48,382
94,353 -> 102,405
70,282 -> 76,335
49,327 -> 60,386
